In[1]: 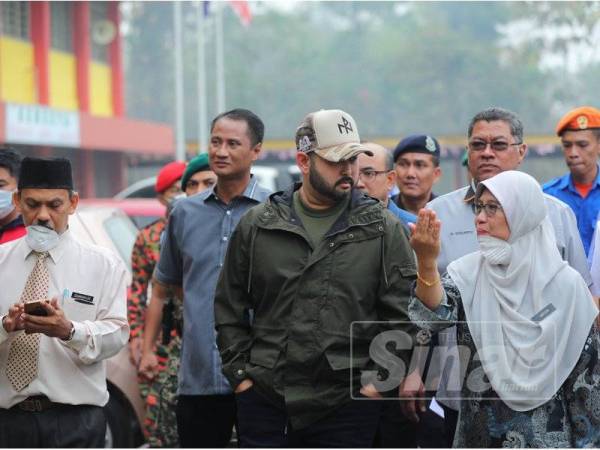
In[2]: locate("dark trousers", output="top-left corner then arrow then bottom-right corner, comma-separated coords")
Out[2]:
441,404 -> 459,447
236,387 -> 382,448
374,401 -> 446,448
0,404 -> 105,448
176,394 -> 237,448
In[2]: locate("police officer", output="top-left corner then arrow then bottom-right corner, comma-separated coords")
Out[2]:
543,106 -> 600,256
391,134 -> 442,215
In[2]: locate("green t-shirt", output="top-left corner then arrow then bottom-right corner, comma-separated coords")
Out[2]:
293,190 -> 349,248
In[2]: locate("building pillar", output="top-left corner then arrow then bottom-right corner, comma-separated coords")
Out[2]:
73,2 -> 90,113
79,151 -> 95,198
108,2 -> 124,117
30,1 -> 50,105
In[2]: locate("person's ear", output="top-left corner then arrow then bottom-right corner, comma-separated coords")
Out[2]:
386,170 -> 396,192
296,152 -> 311,176
251,142 -> 262,162
67,192 -> 79,215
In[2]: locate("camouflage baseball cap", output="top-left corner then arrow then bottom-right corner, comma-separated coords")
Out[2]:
295,109 -> 373,162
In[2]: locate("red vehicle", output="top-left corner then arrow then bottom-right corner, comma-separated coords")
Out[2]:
79,198 -> 166,230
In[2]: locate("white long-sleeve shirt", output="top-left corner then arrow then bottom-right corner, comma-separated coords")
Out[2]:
0,230 -> 129,408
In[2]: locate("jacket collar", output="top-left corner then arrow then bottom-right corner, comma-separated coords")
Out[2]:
266,183 -> 383,234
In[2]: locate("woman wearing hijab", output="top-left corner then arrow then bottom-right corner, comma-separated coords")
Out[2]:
408,170 -> 600,448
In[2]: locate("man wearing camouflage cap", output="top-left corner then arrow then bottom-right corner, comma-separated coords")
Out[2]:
215,109 -> 418,447
544,106 -> 600,256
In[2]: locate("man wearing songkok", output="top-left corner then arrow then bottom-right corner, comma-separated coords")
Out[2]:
0,157 -> 129,447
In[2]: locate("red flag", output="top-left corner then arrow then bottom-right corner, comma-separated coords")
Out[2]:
228,0 -> 252,26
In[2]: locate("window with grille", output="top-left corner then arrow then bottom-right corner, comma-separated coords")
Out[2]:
0,1 -> 30,40
90,2 -> 108,62
50,2 -> 72,52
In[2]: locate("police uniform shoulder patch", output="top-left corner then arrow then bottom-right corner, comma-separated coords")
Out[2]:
577,115 -> 588,129
425,136 -> 436,152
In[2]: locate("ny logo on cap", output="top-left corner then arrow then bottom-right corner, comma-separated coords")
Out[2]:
299,136 -> 312,152
338,116 -> 353,134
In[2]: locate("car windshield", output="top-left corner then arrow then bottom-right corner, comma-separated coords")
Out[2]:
103,215 -> 138,269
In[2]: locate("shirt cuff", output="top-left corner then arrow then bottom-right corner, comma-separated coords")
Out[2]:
61,321 -> 88,352
0,316 -> 8,343
154,267 -> 181,287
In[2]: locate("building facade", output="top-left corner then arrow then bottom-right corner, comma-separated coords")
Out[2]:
0,1 -> 173,197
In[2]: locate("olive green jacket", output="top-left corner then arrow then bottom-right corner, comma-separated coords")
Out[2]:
215,184 -> 417,429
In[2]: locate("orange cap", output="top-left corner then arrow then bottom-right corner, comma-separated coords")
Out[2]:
555,106 -> 600,136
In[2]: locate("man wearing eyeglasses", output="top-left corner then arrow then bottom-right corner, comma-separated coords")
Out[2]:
402,107 -> 591,447
356,142 -> 416,228
391,135 -> 442,215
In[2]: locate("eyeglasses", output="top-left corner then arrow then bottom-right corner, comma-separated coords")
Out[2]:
358,169 -> 389,181
467,141 -> 522,152
472,201 -> 503,217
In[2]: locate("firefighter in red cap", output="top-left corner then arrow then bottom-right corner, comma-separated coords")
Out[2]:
544,106 -> 600,257
127,160 -> 185,447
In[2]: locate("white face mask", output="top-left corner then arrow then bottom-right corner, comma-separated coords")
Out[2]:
25,225 -> 61,252
0,189 -> 15,220
477,235 -> 512,265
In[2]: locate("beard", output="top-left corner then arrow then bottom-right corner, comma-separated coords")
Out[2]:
309,164 -> 354,203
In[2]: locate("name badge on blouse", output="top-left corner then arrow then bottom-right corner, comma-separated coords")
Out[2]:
531,303 -> 556,322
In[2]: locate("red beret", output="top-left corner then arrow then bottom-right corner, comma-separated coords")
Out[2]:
155,161 -> 186,193
556,106 -> 600,136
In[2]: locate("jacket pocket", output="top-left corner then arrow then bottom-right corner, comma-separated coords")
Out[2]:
249,345 -> 281,369
325,348 -> 370,370
398,266 -> 417,278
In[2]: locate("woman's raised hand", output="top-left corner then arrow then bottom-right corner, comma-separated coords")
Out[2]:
409,209 -> 441,264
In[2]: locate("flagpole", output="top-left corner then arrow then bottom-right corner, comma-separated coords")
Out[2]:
173,1 -> 186,161
215,1 -> 226,113
197,1 -> 208,154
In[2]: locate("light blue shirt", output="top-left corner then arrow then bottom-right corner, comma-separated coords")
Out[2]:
155,176 -> 270,395
543,165 -> 600,256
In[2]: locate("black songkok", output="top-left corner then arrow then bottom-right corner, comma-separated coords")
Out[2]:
18,157 -> 74,190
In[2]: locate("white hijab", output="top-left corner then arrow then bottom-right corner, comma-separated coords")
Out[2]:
447,170 -> 597,411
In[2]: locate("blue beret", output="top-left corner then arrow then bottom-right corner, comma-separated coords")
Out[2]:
393,134 -> 440,162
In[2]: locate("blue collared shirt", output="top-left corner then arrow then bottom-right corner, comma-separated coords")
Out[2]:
387,200 -> 416,229
543,165 -> 600,256
155,176 -> 271,395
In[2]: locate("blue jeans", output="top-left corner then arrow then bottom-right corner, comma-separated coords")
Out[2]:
236,386 -> 382,448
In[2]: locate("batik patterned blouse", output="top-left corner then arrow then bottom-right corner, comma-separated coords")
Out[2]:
408,273 -> 600,448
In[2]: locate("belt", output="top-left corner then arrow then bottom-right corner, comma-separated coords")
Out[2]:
12,396 -> 57,412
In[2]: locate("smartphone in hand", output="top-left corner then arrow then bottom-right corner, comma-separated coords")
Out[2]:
24,301 -> 48,317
